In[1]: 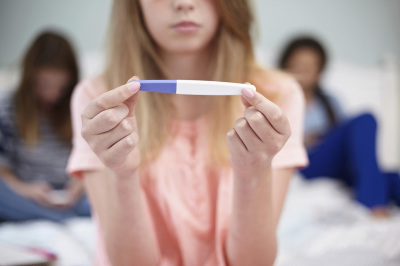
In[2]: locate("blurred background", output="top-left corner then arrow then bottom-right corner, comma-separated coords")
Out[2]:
0,1 -> 399,265
1,0 -> 400,67
0,0 -> 399,167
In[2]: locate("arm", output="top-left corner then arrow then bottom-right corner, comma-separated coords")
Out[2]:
271,168 -> 294,226
0,167 -> 53,206
61,177 -> 85,207
0,167 -> 23,191
226,89 -> 293,266
83,170 -> 158,266
79,78 -> 158,266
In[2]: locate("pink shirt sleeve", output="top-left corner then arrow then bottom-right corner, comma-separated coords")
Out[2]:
271,79 -> 309,169
67,78 -> 105,178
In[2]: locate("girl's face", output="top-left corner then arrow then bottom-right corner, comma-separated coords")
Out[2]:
139,0 -> 220,55
33,67 -> 70,107
286,48 -> 322,93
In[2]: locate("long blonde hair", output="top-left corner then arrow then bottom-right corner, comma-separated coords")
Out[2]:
104,0 -> 269,166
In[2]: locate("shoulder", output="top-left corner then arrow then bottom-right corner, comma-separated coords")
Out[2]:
318,89 -> 345,117
73,75 -> 107,100
0,91 -> 17,136
72,76 -> 106,103
0,90 -> 15,106
0,91 -> 16,118
70,75 -> 108,114
249,67 -> 304,106
323,91 -> 340,105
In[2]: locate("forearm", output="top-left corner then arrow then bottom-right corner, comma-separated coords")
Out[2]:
84,169 -> 159,266
0,167 -> 25,192
226,165 -> 277,266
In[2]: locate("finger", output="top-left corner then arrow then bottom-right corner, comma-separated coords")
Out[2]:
244,107 -> 276,143
101,132 -> 139,169
127,76 -> 140,83
35,182 -> 52,192
90,117 -> 137,153
226,128 -> 247,155
241,82 -> 253,109
82,80 -> 141,119
35,192 -> 52,207
125,76 -> 141,117
85,103 -> 129,135
233,117 -> 263,152
241,88 -> 290,135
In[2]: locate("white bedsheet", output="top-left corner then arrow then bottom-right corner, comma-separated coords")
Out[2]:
1,175 -> 399,266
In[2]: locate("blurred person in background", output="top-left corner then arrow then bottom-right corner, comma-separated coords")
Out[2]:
278,36 -> 400,216
0,31 -> 90,222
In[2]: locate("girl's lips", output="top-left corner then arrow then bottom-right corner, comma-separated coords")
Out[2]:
172,21 -> 200,34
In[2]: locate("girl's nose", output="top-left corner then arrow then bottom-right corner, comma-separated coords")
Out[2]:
173,0 -> 195,12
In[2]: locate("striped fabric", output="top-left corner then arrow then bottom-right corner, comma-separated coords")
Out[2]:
0,92 -> 71,187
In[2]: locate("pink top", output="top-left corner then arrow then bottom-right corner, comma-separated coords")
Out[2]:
67,76 -> 308,266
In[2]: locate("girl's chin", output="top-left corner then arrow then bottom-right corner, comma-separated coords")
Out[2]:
159,40 -> 211,54
39,99 -> 61,108
164,46 -> 209,55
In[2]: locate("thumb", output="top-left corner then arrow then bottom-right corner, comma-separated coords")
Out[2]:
125,76 -> 141,117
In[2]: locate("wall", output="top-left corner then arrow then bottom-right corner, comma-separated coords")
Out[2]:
0,0 -> 399,68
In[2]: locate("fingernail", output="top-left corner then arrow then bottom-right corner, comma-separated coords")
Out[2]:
242,88 -> 254,98
128,81 -> 140,92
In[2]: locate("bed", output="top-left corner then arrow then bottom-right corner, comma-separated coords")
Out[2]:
0,51 -> 399,265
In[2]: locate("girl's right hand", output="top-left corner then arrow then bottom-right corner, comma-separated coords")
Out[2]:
81,77 -> 141,177
16,182 -> 53,207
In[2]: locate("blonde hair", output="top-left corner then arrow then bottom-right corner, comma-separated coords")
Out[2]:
104,0 -> 270,166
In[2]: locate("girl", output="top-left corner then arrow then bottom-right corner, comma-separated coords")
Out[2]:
0,31 -> 90,221
278,36 -> 400,215
68,0 -> 307,265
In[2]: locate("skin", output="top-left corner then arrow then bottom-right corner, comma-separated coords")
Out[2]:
285,47 -> 322,104
34,67 -> 70,112
0,67 -> 83,209
81,0 -> 296,265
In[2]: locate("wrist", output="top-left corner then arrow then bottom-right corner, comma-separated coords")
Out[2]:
8,178 -> 26,193
68,183 -> 83,197
108,169 -> 142,206
232,162 -> 272,181
109,167 -> 139,180
109,168 -> 140,197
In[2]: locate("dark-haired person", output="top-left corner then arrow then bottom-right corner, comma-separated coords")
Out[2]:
0,31 -> 90,222
278,36 -> 400,216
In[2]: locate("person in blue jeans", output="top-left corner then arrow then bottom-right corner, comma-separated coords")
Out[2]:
277,36 -> 400,215
0,31 -> 90,222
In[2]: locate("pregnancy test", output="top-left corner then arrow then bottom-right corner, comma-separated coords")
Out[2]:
130,80 -> 256,95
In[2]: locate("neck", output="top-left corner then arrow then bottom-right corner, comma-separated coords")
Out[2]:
160,49 -> 214,121
161,48 -> 212,80
304,90 -> 314,105
37,101 -> 51,115
303,84 -> 319,105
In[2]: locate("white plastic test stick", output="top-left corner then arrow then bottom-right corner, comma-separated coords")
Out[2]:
130,80 -> 256,95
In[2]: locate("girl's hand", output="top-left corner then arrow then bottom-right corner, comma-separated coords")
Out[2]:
49,179 -> 84,209
226,87 -> 292,178
65,178 -> 84,203
16,181 -> 53,207
81,77 -> 141,177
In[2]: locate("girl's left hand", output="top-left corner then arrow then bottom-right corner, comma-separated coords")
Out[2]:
64,179 -> 84,206
226,87 -> 292,178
